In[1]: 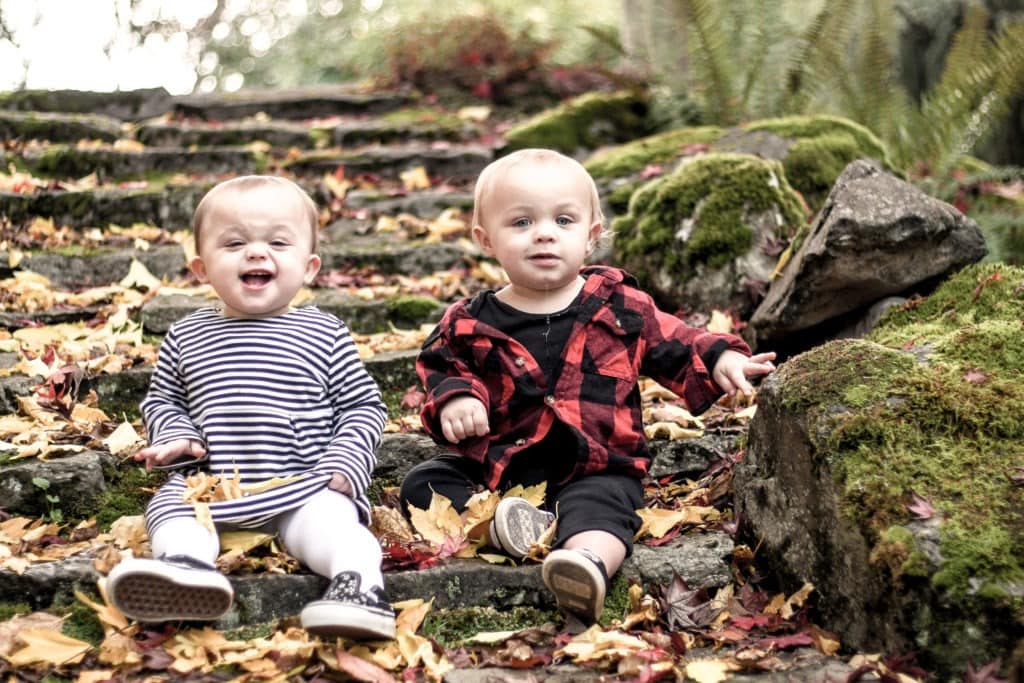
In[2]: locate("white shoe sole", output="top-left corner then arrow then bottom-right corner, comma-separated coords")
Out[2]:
542,549 -> 606,623
107,558 -> 233,622
301,601 -> 396,641
490,497 -> 555,559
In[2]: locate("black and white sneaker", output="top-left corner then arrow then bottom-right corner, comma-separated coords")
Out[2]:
106,555 -> 234,622
300,571 -> 396,641
542,548 -> 608,625
489,496 -> 556,559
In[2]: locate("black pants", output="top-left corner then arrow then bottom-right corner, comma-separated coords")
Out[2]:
399,453 -> 644,556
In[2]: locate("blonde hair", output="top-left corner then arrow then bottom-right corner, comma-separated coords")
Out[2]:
192,175 -> 320,253
472,148 -> 605,232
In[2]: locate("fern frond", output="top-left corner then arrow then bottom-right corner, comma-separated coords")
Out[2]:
782,0 -> 860,113
676,0 -> 737,123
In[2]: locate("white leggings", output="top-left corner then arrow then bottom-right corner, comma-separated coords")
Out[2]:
149,488 -> 385,591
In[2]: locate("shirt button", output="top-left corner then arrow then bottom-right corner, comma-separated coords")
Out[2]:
515,438 -> 526,446
515,356 -> 526,367
545,395 -> 556,406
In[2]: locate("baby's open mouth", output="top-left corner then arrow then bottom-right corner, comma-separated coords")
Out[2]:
241,271 -> 274,285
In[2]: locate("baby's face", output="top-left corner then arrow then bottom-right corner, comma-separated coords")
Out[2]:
473,158 -> 601,299
191,185 -> 321,318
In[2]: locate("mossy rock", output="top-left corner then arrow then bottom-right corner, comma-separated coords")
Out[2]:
502,90 -> 650,156
584,114 -> 893,218
737,262 -> 1024,678
610,153 -> 807,316
742,115 -> 895,210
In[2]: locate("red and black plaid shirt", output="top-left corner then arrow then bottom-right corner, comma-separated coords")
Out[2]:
417,266 -> 751,489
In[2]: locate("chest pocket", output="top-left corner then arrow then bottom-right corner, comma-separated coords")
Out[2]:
579,306 -> 643,381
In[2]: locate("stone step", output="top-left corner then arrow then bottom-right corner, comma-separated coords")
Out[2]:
135,110 -> 475,149
12,236 -> 470,291
0,110 -> 125,144
0,185 -> 206,231
0,529 -> 732,631
0,88 -> 174,121
1,173 -> 476,233
173,86 -> 416,121
13,145 -> 261,181
284,143 -> 492,182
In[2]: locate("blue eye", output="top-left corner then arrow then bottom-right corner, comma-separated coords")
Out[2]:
556,215 -> 573,226
513,217 -> 532,228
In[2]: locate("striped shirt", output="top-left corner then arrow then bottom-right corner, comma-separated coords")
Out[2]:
142,306 -> 387,532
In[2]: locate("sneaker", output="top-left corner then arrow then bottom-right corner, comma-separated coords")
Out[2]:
300,571 -> 396,641
489,496 -> 555,559
542,548 -> 607,624
106,555 -> 233,622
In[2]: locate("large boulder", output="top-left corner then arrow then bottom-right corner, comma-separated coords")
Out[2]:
586,114 -> 892,217
610,153 -> 807,317
734,262 -> 1024,680
750,159 -> 987,352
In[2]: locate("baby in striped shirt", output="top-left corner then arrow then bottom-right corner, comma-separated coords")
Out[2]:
107,175 -> 395,641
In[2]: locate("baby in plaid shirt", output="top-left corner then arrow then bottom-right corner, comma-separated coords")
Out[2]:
401,149 -> 776,626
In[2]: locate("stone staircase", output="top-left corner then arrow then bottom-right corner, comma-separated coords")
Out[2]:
0,86 -> 856,680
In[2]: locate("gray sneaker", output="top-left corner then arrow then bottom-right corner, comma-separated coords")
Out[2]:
106,555 -> 233,622
301,571 -> 396,641
542,548 -> 607,625
489,496 -> 555,559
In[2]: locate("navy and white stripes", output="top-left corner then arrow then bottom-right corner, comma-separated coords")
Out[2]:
142,307 -> 386,533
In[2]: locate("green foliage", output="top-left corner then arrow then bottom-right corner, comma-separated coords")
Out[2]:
32,476 -> 63,524
658,0 -> 1024,172
420,605 -> 555,646
384,11 -> 555,103
503,91 -> 650,154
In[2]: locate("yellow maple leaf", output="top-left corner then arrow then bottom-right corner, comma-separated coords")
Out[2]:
686,657 -> 736,683
557,624 -> 648,662
4,627 -> 91,667
118,259 -> 162,292
394,598 -> 430,634
399,166 -> 431,191
102,420 -> 142,456
644,421 -> 704,440
218,531 -> 274,555
407,492 -> 463,546
0,612 -> 63,657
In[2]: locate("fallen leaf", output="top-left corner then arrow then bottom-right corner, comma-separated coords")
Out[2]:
4,627 -> 91,667
685,657 -> 733,683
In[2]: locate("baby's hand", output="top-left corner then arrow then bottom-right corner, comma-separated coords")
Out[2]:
134,438 -> 206,472
328,473 -> 353,496
439,396 -> 490,443
712,350 -> 777,397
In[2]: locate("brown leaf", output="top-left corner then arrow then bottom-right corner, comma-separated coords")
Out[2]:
907,492 -> 935,520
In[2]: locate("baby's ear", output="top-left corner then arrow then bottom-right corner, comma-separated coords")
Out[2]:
189,256 -> 209,283
303,253 -> 322,284
472,224 -> 494,255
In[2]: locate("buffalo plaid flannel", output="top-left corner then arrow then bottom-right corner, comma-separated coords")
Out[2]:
417,266 -> 751,489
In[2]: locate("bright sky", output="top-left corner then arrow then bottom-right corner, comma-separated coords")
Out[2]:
0,0 -> 305,95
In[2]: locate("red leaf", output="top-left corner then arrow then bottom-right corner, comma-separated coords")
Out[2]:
963,368 -> 989,385
334,649 -> 398,682
973,268 -> 1004,301
472,80 -> 493,99
730,615 -> 774,631
753,631 -> 815,650
906,492 -> 934,520
965,658 -> 1008,683
400,385 -> 426,410
640,164 -> 665,179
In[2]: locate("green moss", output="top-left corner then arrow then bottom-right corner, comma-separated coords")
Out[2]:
58,598 -> 105,646
94,463 -> 161,530
744,115 -> 894,210
779,266 -> 1024,599
503,90 -> 649,155
598,575 -> 631,627
420,605 -> 554,646
222,622 -> 275,641
612,153 -> 807,283
0,602 -> 31,620
584,126 -> 724,180
386,295 -> 443,326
